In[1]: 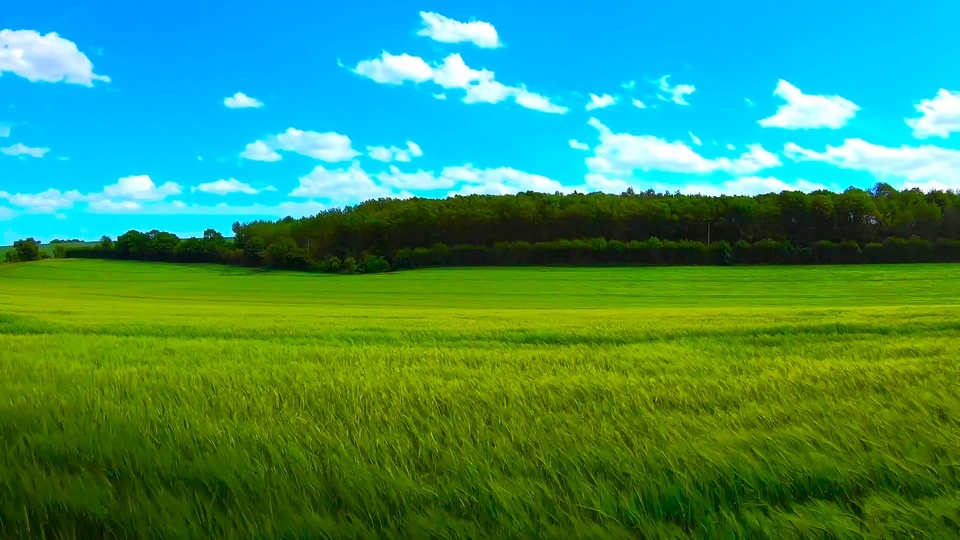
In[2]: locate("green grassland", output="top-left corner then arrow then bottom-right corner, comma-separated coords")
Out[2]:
1,260 -> 959,538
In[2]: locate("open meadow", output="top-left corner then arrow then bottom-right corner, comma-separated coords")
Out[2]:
1,259 -> 959,538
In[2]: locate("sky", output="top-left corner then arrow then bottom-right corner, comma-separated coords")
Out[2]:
2,0 -> 960,243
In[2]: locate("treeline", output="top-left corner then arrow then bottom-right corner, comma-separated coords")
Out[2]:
17,183 -> 960,272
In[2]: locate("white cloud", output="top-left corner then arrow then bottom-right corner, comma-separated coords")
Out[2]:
224,92 -> 264,109
433,93 -> 447,100
101,175 -> 181,201
369,162 -> 569,196
367,141 -> 423,163
353,51 -> 434,85
192,178 -> 260,195
290,161 -> 393,202
243,129 -> 358,163
0,126 -> 9,138
906,89 -> 960,139
417,11 -> 501,49
377,166 -> 455,191
656,75 -> 695,105
88,200 -> 141,212
353,52 -> 566,114
584,173 -> 634,194
430,53 -> 492,89
87,200 -> 326,217
1,143 -> 49,158
586,117 -> 781,176
586,93 -> 616,111
569,139 -> 590,151
275,128 -> 358,161
621,80 -> 636,90
785,138 -> 960,190
0,188 -> 84,212
444,165 -> 567,197
758,80 -> 859,130
745,98 -> 755,107
726,143 -> 736,151
367,146 -> 394,162
632,99 -> 646,109
0,29 -> 109,86
689,132 -> 702,146
407,141 -> 423,158
679,177 -> 829,196
241,140 -> 282,162
0,206 -> 16,221
514,87 -> 568,114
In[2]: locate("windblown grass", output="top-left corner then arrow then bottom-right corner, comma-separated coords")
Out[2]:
1,260 -> 959,538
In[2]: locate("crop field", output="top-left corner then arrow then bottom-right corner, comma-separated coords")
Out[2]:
1,260 -> 959,538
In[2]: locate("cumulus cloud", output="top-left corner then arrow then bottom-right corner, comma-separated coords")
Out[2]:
242,128 -> 358,163
656,75 -> 695,105
352,51 -> 434,85
513,86 -> 568,113
586,93 -> 616,111
285,159 -> 570,203
906,89 -> 960,139
88,200 -> 141,212
377,166 -> 454,190
679,177 -> 829,196
569,139 -> 590,151
275,128 -> 358,161
0,29 -> 109,85
0,188 -> 84,212
444,165 -> 567,197
417,11 -> 501,49
689,132 -> 702,146
1,143 -> 50,158
353,52 -> 567,114
585,117 -> 781,176
290,161 -> 394,202
758,80 -> 859,129
86,200 -> 326,217
100,175 -> 182,201
224,92 -> 264,109
192,178 -> 261,195
241,140 -> 282,162
367,141 -> 423,163
632,99 -> 646,109
785,138 -> 960,190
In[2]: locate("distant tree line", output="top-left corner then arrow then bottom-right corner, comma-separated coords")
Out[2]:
8,183 -> 960,272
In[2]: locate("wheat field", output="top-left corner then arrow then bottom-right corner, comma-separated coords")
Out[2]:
1,260 -> 959,538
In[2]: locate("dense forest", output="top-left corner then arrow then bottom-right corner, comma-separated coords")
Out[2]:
8,183 -> 960,272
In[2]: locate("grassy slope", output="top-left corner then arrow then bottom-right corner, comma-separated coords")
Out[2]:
1,259 -> 959,538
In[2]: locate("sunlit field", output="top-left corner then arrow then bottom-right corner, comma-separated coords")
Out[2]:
1,259 -> 959,538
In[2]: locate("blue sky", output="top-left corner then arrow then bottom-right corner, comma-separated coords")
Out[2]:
2,0 -> 960,243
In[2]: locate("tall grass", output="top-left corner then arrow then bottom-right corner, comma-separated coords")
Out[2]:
1,260 -> 959,538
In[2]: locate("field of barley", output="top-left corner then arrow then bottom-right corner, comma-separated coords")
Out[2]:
1,259 -> 959,538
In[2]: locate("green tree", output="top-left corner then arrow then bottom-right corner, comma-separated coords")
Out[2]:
13,238 -> 40,262
52,244 -> 67,259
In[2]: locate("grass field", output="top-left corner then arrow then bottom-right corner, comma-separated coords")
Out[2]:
1,259 -> 959,538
